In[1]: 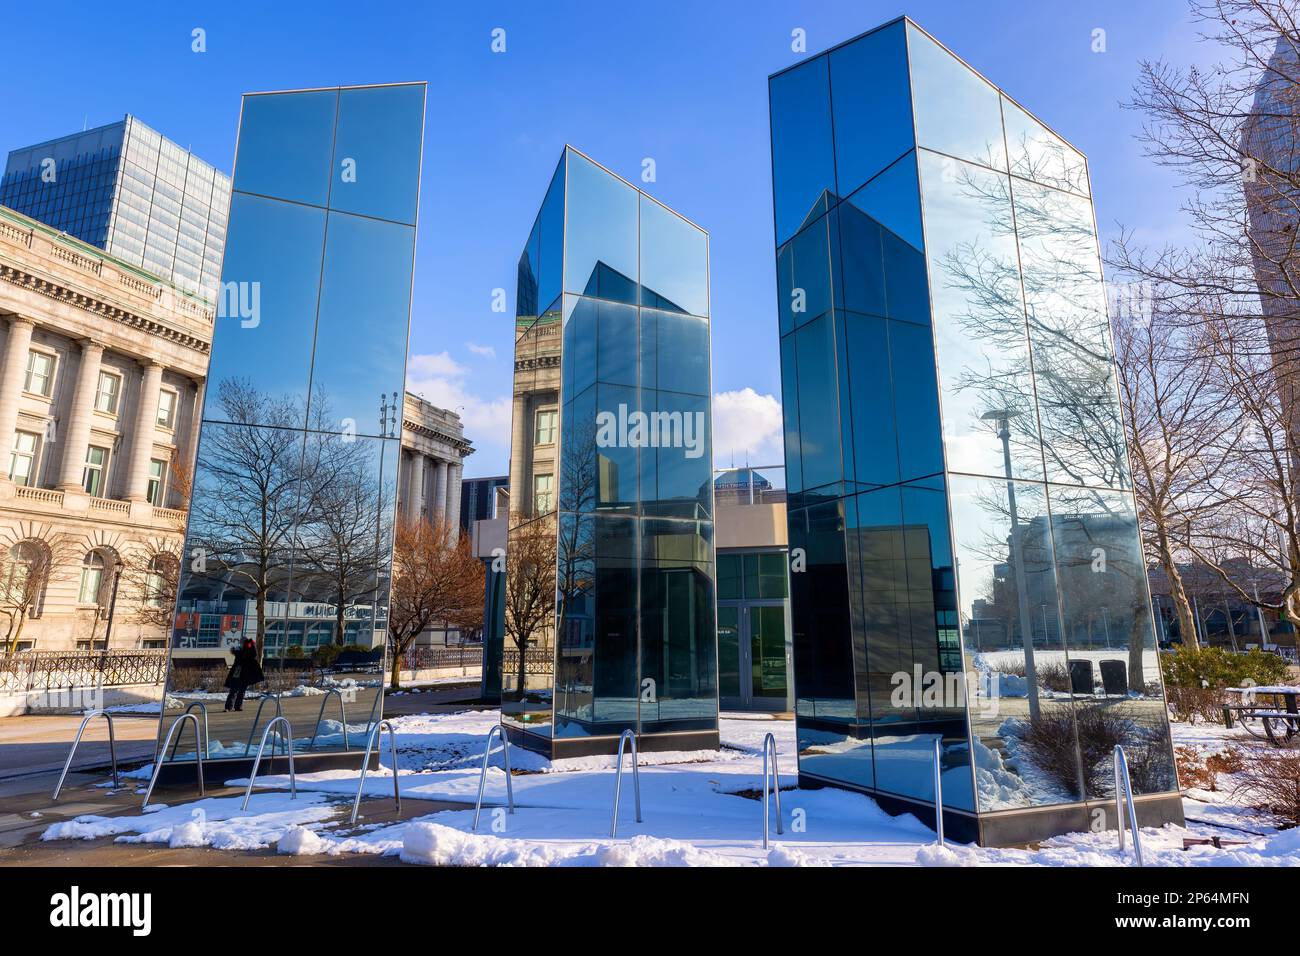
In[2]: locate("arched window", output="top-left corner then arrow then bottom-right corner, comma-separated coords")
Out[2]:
77,549 -> 115,608
4,540 -> 50,618
145,553 -> 178,608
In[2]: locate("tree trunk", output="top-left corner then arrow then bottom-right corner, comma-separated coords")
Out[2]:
389,645 -> 403,691
6,612 -> 27,658
1156,526 -> 1199,649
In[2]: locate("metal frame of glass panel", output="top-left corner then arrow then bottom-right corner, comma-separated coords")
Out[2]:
769,18 -> 1181,846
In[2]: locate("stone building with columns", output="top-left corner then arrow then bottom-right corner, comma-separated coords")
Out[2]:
0,202 -> 474,653
399,392 -> 473,538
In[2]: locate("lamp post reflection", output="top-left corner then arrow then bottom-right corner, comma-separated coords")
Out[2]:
982,408 -> 1041,722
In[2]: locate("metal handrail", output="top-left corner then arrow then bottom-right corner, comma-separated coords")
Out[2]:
472,725 -> 515,831
1113,745 -> 1144,866
242,691 -> 284,757
168,702 -> 210,759
348,719 -> 401,825
932,737 -> 945,846
760,731 -> 784,849
52,710 -> 119,801
142,713 -> 206,809
609,729 -> 642,838
308,686 -> 350,750
241,716 -> 296,811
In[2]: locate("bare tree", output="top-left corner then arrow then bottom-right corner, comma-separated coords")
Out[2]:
387,516 -> 484,689
0,526 -> 77,656
503,516 -> 556,700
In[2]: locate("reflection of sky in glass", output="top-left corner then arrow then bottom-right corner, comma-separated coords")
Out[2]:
907,24 -> 1006,172
233,90 -> 337,206
639,195 -> 707,316
563,151 -> 637,301
329,84 -> 425,224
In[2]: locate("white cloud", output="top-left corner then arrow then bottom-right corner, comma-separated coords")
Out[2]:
406,351 -> 512,471
712,388 -> 784,468
466,342 -> 496,359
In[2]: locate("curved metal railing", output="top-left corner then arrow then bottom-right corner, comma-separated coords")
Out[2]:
1113,744 -> 1144,866
609,729 -> 642,838
472,725 -> 515,831
241,716 -> 296,811
349,719 -> 401,825
168,702 -> 210,760
52,710 -> 120,801
242,691 -> 284,757
142,713 -> 206,809
307,686 -> 350,750
760,731 -> 784,849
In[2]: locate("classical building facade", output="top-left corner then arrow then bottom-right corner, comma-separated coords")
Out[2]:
0,204 -> 210,652
0,199 -> 472,654
400,392 -> 473,538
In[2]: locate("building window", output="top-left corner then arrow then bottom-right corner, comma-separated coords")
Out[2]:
147,458 -> 167,506
24,350 -> 54,397
144,553 -> 175,608
94,371 -> 122,415
9,431 -> 40,487
83,445 -> 109,497
534,473 -> 554,513
535,408 -> 557,446
78,550 -> 106,606
156,389 -> 177,429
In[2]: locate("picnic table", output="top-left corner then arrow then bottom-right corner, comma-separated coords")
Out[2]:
1222,685 -> 1300,747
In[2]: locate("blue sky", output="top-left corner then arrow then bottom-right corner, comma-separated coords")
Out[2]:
2,1 -> 1208,477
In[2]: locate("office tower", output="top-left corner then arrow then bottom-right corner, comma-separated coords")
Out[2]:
156,83 -> 426,777
769,18 -> 1180,844
2,116 -> 230,300
503,146 -> 718,757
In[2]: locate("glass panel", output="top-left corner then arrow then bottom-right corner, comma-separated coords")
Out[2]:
718,553 -> 741,600
309,212 -> 414,435
642,307 -> 709,397
718,604 -> 740,699
639,195 -> 708,316
639,562 -> 718,733
907,24 -> 1007,171
918,150 -> 1043,481
205,193 -> 326,423
776,209 -> 837,336
791,314 -> 844,492
563,151 -> 638,304
1048,485 -> 1176,798
537,158 -> 565,313
329,84 -> 425,224
638,390 -> 711,519
502,514 -> 557,735
1011,179 -> 1129,489
770,55 -> 837,246
888,320 -> 945,481
233,90 -> 337,206
949,473 -> 1080,810
751,605 -> 789,700
830,21 -> 914,197
841,312 -> 899,488
594,383 -> 638,512
1002,95 -> 1089,196
843,152 -> 924,255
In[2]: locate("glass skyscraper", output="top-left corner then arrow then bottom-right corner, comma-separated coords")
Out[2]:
156,83 -> 426,775
769,18 -> 1180,845
503,147 -> 718,757
1,115 -> 230,300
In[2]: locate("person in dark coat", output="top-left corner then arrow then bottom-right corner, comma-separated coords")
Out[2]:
224,638 -> 265,712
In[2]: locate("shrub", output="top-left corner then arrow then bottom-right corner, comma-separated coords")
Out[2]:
1175,745 -> 1217,791
1165,684 -> 1229,724
1035,660 -> 1071,693
1233,749 -> 1300,827
1014,706 -> 1174,797
1160,645 -> 1290,691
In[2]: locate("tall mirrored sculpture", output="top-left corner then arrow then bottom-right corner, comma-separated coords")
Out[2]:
156,83 -> 425,779
503,147 -> 718,757
769,19 -> 1180,845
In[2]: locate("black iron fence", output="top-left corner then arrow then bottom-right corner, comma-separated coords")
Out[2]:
401,644 -> 483,671
0,650 -> 168,695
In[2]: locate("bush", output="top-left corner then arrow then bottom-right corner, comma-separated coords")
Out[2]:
1165,684 -> 1229,724
1014,706 -> 1174,797
1160,645 -> 1290,691
1233,749 -> 1300,826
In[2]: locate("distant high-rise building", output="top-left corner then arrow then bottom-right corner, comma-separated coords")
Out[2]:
1,115 -> 230,300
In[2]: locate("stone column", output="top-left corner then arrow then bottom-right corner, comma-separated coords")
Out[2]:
433,458 -> 449,522
125,360 -> 165,501
508,393 -> 527,520
0,317 -> 35,456
446,461 -> 463,541
408,453 -> 425,520
58,339 -> 106,491
183,380 -> 205,476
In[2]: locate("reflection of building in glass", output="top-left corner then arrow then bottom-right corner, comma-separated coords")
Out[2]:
1,116 -> 230,301
769,18 -> 1179,845
161,83 -> 426,773
503,147 -> 718,757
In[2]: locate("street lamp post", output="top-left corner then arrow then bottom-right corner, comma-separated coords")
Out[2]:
982,409 -> 1040,722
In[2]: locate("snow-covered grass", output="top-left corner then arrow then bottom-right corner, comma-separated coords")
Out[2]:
41,710 -> 1300,867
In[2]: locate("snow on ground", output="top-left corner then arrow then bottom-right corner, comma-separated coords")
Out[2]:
41,710 -> 1300,866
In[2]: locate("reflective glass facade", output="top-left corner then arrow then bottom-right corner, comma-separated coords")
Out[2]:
503,147 -> 718,756
1,115 -> 230,300
769,19 -> 1179,843
159,84 -> 425,768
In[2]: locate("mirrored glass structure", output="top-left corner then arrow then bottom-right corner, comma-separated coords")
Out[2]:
769,19 -> 1180,845
503,147 -> 718,757
155,83 -> 425,780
